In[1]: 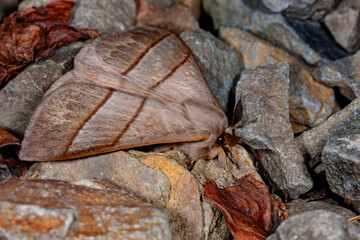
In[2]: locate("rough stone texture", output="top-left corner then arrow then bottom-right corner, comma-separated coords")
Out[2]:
262,0 -> 336,19
0,178 -> 171,240
202,0 -> 264,30
0,43 -> 83,137
324,0 -> 360,53
180,29 -> 240,112
220,28 -> 335,128
23,150 -> 229,240
248,11 -> 323,65
19,0 -> 136,34
192,145 -> 263,188
0,164 -> 11,181
286,199 -> 357,219
313,51 -> 360,99
322,108 -> 360,201
268,210 -> 360,240
296,97 -> 360,160
175,0 -> 201,19
234,63 -> 313,198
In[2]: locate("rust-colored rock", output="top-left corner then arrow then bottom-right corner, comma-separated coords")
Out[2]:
0,178 -> 171,239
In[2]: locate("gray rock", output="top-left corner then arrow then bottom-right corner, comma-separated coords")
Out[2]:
234,62 -> 313,198
220,28 -> 335,128
268,210 -> 360,240
202,0 -> 264,30
313,51 -> 360,99
286,199 -> 357,219
19,0 -> 136,34
0,164 -> 11,181
322,107 -> 360,201
23,150 -> 228,240
324,0 -> 360,53
248,11 -> 323,65
262,0 -> 336,20
296,97 -> 360,160
0,178 -> 171,240
180,29 -> 240,112
0,43 -> 83,137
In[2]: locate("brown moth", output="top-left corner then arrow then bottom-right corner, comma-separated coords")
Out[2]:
19,26 -> 233,163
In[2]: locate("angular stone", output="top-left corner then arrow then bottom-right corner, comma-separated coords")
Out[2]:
23,150 -> 228,240
19,0 -> 136,33
202,0 -> 264,30
248,11 -> 323,65
180,29 -> 240,112
286,199 -> 357,219
234,63 -> 313,198
325,0 -> 360,53
0,178 -> 171,239
0,44 -> 83,137
262,0 -> 336,19
192,145 -> 263,188
220,28 -> 335,127
322,108 -> 360,201
296,97 -> 360,160
268,210 -> 360,240
313,51 -> 360,99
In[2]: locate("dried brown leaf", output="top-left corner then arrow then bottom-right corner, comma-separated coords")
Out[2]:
0,129 -> 20,149
204,175 -> 287,240
0,0 -> 101,89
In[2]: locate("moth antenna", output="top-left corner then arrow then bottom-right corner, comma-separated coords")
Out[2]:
232,118 -> 257,130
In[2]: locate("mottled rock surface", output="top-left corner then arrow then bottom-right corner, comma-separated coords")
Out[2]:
322,108 -> 360,201
0,164 -> 11,181
234,63 -> 313,198
262,0 -> 336,19
19,0 -> 136,33
0,178 -> 171,240
286,199 -> 357,219
180,29 -> 240,112
24,150 -> 229,240
0,44 -> 83,137
268,210 -> 360,240
296,97 -> 360,160
313,51 -> 360,99
221,28 -> 335,128
325,0 -> 360,53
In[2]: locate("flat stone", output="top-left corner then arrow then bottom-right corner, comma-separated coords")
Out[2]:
220,28 -> 335,128
286,198 -> 357,219
180,29 -> 240,112
322,107 -> 360,201
313,51 -> 360,99
23,150 -> 228,240
202,0 -> 264,30
262,0 -> 336,20
19,0 -> 136,34
268,210 -> 360,240
0,44 -> 83,137
0,178 -> 171,239
325,0 -> 360,53
296,97 -> 360,160
234,62 -> 313,198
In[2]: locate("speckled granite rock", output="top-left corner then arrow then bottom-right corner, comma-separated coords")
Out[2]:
180,29 -> 240,112
0,178 -> 171,240
268,210 -> 360,240
0,43 -> 83,137
220,28 -> 335,128
19,0 -> 136,34
325,0 -> 360,53
234,62 -> 313,198
23,150 -> 229,240
322,107 -> 360,201
286,199 -> 357,219
313,51 -> 360,99
296,97 -> 360,160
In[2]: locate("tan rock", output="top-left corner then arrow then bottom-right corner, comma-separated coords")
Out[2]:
0,178 -> 171,239
220,28 -> 335,128
174,0 -> 201,19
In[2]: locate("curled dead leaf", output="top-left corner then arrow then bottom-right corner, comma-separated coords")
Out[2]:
204,175 -> 287,240
0,0 -> 101,89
